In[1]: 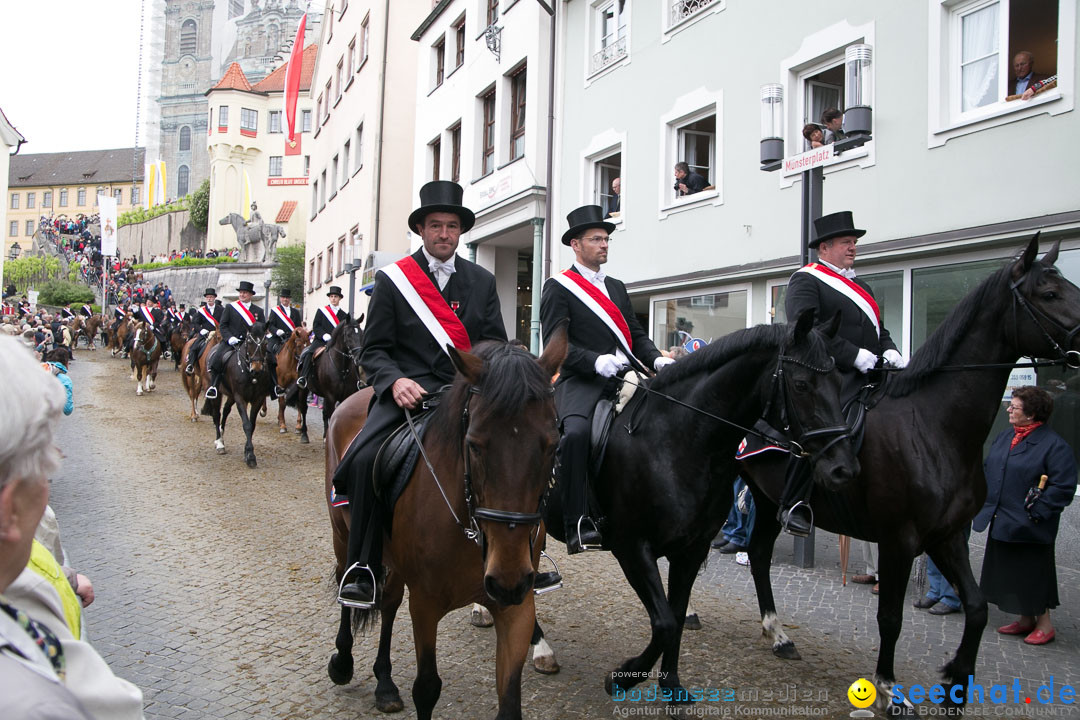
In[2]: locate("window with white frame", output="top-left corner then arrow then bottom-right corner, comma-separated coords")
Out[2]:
269,111 -> 282,133
331,155 -> 339,198
59,189 -> 68,207
669,110 -> 716,202
26,220 -> 34,236
131,186 -> 140,205
320,169 -> 327,208
343,140 -> 351,184
449,123 -> 461,183
218,105 -> 229,128
326,245 -> 334,282
337,236 -> 346,275
9,193 -> 17,209
311,179 -> 319,217
593,150 -> 622,217
269,156 -> 283,177
480,88 -> 496,176
335,58 -> 344,103
26,192 -> 34,209
304,155 -> 310,177
454,15 -> 466,69
113,189 -> 122,204
241,107 -> 257,133
77,188 -> 86,206
324,80 -> 332,121
360,15 -> 370,66
42,191 -> 52,207
348,38 -> 356,78
591,0 -> 628,75
302,109 -> 312,133
9,221 -> 17,237
316,253 -> 324,287
509,65 -> 526,160
667,0 -> 721,30
309,258 -> 316,289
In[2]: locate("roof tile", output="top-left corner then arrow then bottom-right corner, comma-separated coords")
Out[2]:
212,63 -> 254,92
252,44 -> 319,94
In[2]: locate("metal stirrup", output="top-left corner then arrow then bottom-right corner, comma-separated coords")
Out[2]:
576,516 -> 603,551
782,501 -> 813,538
337,562 -> 377,610
534,551 -> 563,596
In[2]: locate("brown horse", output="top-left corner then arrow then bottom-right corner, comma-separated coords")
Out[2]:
129,321 -> 162,396
324,334 -> 567,720
72,314 -> 104,350
274,326 -> 311,442
108,316 -> 131,356
180,332 -> 219,421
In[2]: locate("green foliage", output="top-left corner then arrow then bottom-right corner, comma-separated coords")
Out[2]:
189,179 -> 210,232
132,256 -> 237,271
118,195 -> 190,228
271,244 -> 306,307
37,279 -> 96,306
3,256 -> 64,293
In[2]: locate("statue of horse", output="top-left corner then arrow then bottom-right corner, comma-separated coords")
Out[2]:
260,223 -> 286,263
739,235 -> 1080,713
219,213 -> 265,263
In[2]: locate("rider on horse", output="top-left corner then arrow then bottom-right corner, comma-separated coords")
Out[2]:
265,287 -> 303,398
79,302 -> 94,318
185,289 -> 224,376
205,282 -> 266,400
331,180 -> 507,608
776,211 -> 907,536
539,205 -> 673,554
296,287 -> 350,389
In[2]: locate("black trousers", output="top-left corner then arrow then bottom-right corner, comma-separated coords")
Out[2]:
188,335 -> 208,367
266,337 -> 282,383
557,414 -> 593,535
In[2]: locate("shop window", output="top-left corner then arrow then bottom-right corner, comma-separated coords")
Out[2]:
653,289 -> 747,352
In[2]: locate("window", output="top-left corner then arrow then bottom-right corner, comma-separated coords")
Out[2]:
430,137 -> 441,181
179,125 -> 191,151
355,123 -> 364,170
653,288 -> 748,350
326,245 -> 334,282
302,109 -> 312,133
481,89 -> 496,176
592,0 -> 628,75
269,156 -> 283,177
309,258 -> 316,289
342,140 -> 351,183
454,16 -> 466,68
450,123 -> 461,182
304,155 -> 310,177
240,107 -> 257,135
337,236 -> 346,276
77,188 -> 86,206
320,170 -> 327,208
9,221 -> 16,237
593,150 -> 622,216
510,66 -> 527,160
331,156 -> 339,198
360,16 -> 370,66
208,107 -> 213,131
311,179 -> 319,217
668,0 -> 720,29
42,191 -> 52,207
218,105 -> 229,129
487,0 -> 499,26
113,189 -> 123,204
670,112 -> 715,201
347,38 -> 356,78
335,58 -> 344,103
26,220 -> 34,236
434,36 -> 446,88
317,253 -> 324,287
177,166 -> 190,196
26,192 -> 34,209
324,80 -> 332,121
9,193 -> 16,209
131,186 -> 140,205
269,111 -> 282,134
327,3 -> 334,39
179,19 -> 197,55
59,189 -> 68,206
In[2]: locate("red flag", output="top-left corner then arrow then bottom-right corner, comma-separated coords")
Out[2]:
283,14 -> 307,145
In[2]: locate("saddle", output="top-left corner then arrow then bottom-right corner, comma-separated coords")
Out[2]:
313,346 -> 327,360
589,372 -> 644,477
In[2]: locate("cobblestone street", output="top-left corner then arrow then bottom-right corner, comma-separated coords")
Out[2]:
48,351 -> 1080,718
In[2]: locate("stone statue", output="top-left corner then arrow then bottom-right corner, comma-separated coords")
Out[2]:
219,202 -> 286,263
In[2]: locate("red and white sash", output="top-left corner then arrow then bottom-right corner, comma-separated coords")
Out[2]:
198,305 -> 219,327
553,269 -> 635,360
231,301 -> 256,327
381,256 -> 470,355
320,304 -> 342,328
273,305 -> 297,332
796,263 -> 880,337
140,306 -> 155,326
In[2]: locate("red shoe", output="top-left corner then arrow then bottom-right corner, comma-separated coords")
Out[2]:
1023,629 -> 1055,645
997,621 -> 1036,636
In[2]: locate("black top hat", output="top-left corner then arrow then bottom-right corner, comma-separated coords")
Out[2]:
237,280 -> 256,293
407,180 -> 476,234
562,205 -> 616,246
204,288 -> 218,297
810,211 -> 866,248
278,288 -> 292,299
327,286 -> 344,297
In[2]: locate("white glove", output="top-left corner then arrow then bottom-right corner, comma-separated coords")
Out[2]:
853,348 -> 877,374
276,328 -> 285,337
594,354 -> 628,378
228,336 -> 240,346
200,328 -> 208,336
322,333 -> 331,342
883,349 -> 908,369
654,357 -> 676,371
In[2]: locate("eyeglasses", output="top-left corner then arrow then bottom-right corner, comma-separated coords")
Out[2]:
1006,404 -> 1026,413
581,236 -> 611,245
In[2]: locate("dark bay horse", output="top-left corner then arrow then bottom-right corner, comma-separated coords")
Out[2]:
533,311 -> 859,699
169,315 -> 192,370
740,236 -> 1080,712
201,323 -> 273,468
130,321 -> 162,396
274,326 -> 311,443
308,315 -> 365,439
324,334 -> 568,720
181,332 -> 219,422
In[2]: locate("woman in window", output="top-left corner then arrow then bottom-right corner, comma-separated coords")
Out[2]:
802,123 -> 824,149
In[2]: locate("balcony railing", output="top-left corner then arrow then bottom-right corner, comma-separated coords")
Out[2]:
590,36 -> 627,75
670,0 -> 717,26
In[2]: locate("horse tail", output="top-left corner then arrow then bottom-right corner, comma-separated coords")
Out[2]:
200,398 -> 214,416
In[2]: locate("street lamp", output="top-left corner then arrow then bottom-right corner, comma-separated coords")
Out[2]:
263,269 -> 272,312
9,242 -> 21,261
843,44 -> 873,138
759,83 -> 784,169
344,234 -> 363,316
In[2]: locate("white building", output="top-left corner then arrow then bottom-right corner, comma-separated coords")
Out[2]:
303,0 -> 428,325
205,45 -> 318,263
0,107 -> 26,286
411,0 -> 554,347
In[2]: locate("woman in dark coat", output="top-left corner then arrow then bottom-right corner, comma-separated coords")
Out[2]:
973,385 -> 1077,645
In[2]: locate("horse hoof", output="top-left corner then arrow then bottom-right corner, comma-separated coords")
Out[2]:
279,427 -> 288,434
470,606 -> 494,628
533,654 -> 560,675
684,613 -> 702,631
327,653 -> 353,685
246,457 -> 258,469
772,641 -> 801,660
300,433 -> 310,444
375,690 -> 404,714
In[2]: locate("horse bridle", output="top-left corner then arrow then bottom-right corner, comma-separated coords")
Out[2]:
1010,275 -> 1080,370
762,346 -> 851,461
236,331 -> 268,374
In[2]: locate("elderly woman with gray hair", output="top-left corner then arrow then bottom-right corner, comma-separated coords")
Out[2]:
0,336 -> 144,719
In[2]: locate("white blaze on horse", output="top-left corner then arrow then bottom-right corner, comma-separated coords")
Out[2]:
130,322 -> 162,396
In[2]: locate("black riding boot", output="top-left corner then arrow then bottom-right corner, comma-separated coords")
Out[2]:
558,416 -> 602,555
777,456 -> 814,537
297,350 -> 312,389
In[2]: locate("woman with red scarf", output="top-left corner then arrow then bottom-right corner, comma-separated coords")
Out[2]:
973,385 -> 1077,645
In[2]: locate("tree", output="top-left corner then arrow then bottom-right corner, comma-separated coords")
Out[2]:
189,178 -> 210,232
38,279 -> 95,306
272,244 -> 306,310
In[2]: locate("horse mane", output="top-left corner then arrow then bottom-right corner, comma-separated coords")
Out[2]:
888,262 -> 1012,397
651,323 -> 788,391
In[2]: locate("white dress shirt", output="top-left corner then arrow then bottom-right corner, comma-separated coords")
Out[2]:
573,262 -> 630,366
421,248 -> 457,291
819,258 -> 856,280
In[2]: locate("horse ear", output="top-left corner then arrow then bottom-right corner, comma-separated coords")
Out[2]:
1012,233 -> 1040,280
448,345 -> 484,383
823,310 -> 843,339
538,321 -> 568,378
791,308 -> 817,345
356,313 -> 365,324
1042,235 -> 1061,267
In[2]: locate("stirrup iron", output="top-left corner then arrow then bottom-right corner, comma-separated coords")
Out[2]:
337,562 -> 377,610
533,551 -> 563,596
781,500 -> 813,538
576,515 -> 603,551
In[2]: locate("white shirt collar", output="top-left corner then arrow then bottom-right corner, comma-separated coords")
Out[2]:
421,247 -> 456,271
819,258 -> 857,280
573,262 -> 606,284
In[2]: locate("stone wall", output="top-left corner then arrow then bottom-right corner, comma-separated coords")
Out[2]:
118,210 -> 206,264
141,262 -> 295,311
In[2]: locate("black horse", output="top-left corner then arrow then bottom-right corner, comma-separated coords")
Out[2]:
740,235 -> 1080,712
538,311 -> 859,698
308,315 -> 365,439
201,321 -> 274,468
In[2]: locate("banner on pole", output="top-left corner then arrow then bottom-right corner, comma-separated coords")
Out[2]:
98,194 -> 119,256
284,13 -> 307,145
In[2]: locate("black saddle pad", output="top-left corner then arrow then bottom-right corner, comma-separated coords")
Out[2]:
373,407 -> 436,531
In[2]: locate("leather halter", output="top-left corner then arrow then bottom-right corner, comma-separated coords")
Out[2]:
1010,275 -> 1080,369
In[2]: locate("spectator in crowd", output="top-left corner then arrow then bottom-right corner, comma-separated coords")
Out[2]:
712,478 -> 754,561
821,108 -> 845,144
606,177 -> 621,219
1011,51 -> 1049,97
974,386 -> 1076,646
802,123 -> 825,149
851,540 -> 879,595
42,361 -> 73,416
912,554 -> 962,615
673,161 -> 706,197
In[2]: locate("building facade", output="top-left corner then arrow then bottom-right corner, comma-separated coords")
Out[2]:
205,45 -> 318,257
411,0 -> 554,347
7,148 -> 146,259
303,0 -> 427,325
0,107 -> 26,282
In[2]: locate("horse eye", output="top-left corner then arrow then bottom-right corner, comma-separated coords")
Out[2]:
1043,292 -> 1057,301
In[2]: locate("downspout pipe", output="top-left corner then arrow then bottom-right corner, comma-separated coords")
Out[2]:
372,0 -> 391,251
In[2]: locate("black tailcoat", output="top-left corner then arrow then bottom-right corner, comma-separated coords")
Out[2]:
219,302 -> 266,344
311,304 -> 350,349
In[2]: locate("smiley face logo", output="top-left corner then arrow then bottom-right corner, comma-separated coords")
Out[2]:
848,678 -> 876,708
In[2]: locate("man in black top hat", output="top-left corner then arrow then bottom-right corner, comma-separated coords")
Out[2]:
778,210 -> 905,535
296,286 -> 350,389
333,180 -> 507,608
266,288 -> 304,398
539,205 -> 672,553
205,281 -> 266,399
186,288 -> 224,375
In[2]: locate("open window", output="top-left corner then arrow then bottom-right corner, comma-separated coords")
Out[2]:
594,151 -> 621,219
